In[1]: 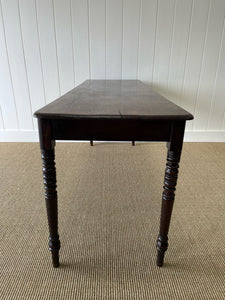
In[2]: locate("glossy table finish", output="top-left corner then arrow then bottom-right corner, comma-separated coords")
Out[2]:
34,80 -> 193,268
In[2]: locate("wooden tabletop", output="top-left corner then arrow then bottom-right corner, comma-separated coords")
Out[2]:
34,80 -> 193,120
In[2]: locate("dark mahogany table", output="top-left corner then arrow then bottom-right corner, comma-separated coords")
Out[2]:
34,80 -> 193,268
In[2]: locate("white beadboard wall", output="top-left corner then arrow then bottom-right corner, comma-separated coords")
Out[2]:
0,0 -> 225,142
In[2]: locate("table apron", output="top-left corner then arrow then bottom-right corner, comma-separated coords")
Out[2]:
51,119 -> 172,142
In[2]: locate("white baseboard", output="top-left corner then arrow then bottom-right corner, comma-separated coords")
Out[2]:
0,130 -> 39,142
184,130 -> 225,142
0,130 -> 224,142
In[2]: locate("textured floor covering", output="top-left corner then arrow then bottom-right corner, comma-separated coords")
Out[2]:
0,142 -> 225,300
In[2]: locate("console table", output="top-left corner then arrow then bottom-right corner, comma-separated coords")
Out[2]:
34,80 -> 193,268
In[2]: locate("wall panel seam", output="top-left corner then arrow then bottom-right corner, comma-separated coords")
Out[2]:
180,0 -> 194,106
0,104 -> 5,129
105,0 -> 107,79
87,0 -> 91,79
70,0 -> 76,86
121,0 -> 124,79
151,0 -> 159,86
192,0 -> 211,130
17,0 -> 34,130
136,0 -> 142,80
166,0 -> 177,96
0,1 -> 19,129
34,0 -> 47,105
207,16 -> 225,130
52,0 -> 61,94
222,111 -> 225,130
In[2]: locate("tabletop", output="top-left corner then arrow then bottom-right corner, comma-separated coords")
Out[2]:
34,80 -> 193,121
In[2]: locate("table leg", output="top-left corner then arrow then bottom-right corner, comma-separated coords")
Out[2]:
156,121 -> 185,267
38,119 -> 60,267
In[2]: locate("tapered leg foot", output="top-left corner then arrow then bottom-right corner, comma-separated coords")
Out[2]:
132,141 -> 135,146
156,235 -> 168,267
51,250 -> 59,268
157,251 -> 165,267
90,140 -> 93,146
49,235 -> 60,267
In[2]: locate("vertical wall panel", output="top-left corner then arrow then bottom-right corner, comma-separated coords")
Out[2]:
36,0 -> 60,103
106,0 -> 123,79
89,0 -> 106,79
122,0 -> 141,79
152,0 -> 175,94
0,105 -> 4,129
19,0 -> 46,129
0,4 -> 18,130
54,0 -> 75,94
208,22 -> 225,130
71,0 -> 90,85
166,0 -> 193,105
1,0 -> 33,130
222,114 -> 225,130
194,0 -> 225,130
0,0 -> 225,141
138,0 -> 157,83
180,0 -> 210,131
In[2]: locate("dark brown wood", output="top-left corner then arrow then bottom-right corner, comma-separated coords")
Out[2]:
156,121 -> 185,267
34,80 -> 193,121
51,119 -> 172,142
38,119 -> 60,268
34,80 -> 193,268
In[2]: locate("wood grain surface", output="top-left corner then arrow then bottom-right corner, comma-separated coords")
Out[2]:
34,80 -> 193,120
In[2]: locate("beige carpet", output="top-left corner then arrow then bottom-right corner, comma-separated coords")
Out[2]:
0,142 -> 224,299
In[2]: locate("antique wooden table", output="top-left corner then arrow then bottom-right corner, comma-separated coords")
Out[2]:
34,80 -> 193,268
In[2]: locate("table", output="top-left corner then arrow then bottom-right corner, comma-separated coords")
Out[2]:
34,80 -> 193,268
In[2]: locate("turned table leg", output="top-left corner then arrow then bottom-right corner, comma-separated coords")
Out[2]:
38,119 -> 60,267
156,121 -> 185,267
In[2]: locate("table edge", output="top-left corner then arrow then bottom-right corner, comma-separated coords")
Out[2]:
34,113 -> 194,121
